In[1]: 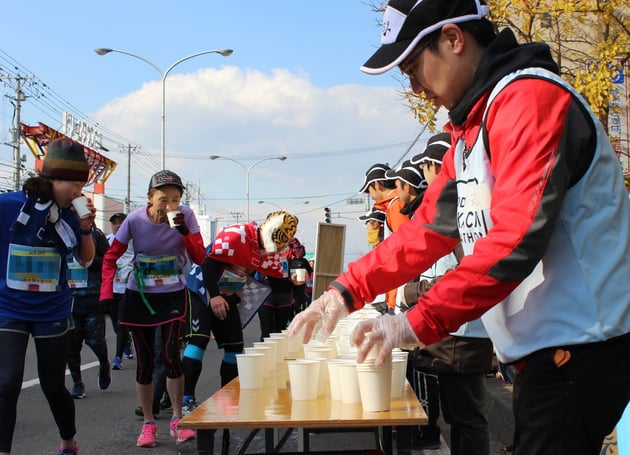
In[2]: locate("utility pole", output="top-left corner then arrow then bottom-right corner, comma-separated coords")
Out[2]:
230,210 -> 244,223
8,75 -> 27,191
120,144 -> 137,214
197,181 -> 204,215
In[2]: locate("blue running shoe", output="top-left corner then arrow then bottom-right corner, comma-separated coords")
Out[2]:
112,356 -> 123,370
71,382 -> 85,399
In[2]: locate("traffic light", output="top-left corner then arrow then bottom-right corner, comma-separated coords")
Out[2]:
324,207 -> 331,223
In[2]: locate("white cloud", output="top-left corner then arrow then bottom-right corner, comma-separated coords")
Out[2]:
92,65 -> 447,264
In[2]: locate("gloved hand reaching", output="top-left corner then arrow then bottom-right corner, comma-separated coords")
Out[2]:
350,313 -> 422,366
287,289 -> 348,343
173,213 -> 189,235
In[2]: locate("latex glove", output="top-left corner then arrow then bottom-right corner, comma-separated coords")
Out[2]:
287,289 -> 348,344
210,295 -> 230,320
173,213 -> 189,235
350,313 -> 422,366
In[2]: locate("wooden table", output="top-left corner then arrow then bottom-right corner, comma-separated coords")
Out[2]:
179,367 -> 427,454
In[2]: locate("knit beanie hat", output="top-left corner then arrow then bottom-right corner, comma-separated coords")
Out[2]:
40,139 -> 90,182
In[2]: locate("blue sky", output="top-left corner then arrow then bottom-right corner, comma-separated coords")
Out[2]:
0,1 -> 448,260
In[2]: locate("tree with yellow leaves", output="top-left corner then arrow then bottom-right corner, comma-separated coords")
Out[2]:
491,0 -> 629,128
379,0 -> 629,132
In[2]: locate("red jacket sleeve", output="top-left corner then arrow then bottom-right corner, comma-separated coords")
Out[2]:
100,238 -> 128,301
182,231 -> 206,266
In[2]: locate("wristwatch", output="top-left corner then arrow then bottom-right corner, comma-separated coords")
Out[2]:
79,226 -> 93,235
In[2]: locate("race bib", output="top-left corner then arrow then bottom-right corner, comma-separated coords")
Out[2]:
136,254 -> 180,287
6,244 -> 61,292
67,263 -> 88,289
218,270 -> 247,293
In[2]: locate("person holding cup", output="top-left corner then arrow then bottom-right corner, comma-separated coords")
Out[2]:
0,139 -> 95,455
100,170 -> 206,448
288,237 -> 312,314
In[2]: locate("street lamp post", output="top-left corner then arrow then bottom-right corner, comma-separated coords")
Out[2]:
94,47 -> 233,170
258,200 -> 309,212
210,155 -> 287,221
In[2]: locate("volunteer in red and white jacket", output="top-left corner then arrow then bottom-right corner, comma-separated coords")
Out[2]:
288,1 -> 630,454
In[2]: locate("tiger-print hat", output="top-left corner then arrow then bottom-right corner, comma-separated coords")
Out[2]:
259,211 -> 298,253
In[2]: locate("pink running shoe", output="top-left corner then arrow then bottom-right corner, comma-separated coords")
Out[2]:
170,417 -> 196,444
136,422 -> 157,447
57,442 -> 78,454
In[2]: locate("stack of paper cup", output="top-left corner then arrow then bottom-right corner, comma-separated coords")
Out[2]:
287,359 -> 320,400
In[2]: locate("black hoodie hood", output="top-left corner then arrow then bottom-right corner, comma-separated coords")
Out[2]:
449,28 -> 560,126
400,190 -> 424,218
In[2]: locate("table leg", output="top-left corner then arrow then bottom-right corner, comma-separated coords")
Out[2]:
304,428 -> 310,452
196,429 -> 215,455
381,426 -> 393,455
265,428 -> 274,451
396,426 -> 413,455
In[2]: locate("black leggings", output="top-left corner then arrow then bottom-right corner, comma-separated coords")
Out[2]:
68,313 -> 109,383
129,320 -> 184,385
0,330 -> 75,452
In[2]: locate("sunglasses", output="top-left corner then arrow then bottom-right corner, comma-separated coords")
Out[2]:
399,38 -> 434,79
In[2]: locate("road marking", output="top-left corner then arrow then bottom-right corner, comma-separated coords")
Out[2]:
21,361 -> 100,390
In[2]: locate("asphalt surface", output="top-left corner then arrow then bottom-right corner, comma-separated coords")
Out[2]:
13,316 -> 510,454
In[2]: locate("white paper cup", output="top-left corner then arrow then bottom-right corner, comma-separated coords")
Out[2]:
327,358 -> 348,401
294,268 -> 307,282
287,323 -> 306,357
287,359 -> 320,400
72,196 -> 91,219
253,341 -> 277,369
391,358 -> 407,398
308,357 -> 329,396
266,335 -> 288,361
263,339 -> 281,364
338,361 -> 361,404
236,353 -> 266,389
356,360 -> 392,411
244,347 -> 271,378
304,346 -> 334,360
166,210 -> 183,228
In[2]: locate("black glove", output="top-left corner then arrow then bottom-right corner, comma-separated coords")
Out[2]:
173,213 -> 189,235
98,298 -> 114,314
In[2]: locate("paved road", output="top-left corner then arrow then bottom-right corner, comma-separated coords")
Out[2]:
13,316 -> 458,454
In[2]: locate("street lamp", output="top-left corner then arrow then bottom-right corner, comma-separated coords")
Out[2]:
210,155 -> 287,221
258,200 -> 309,212
94,47 -> 233,170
